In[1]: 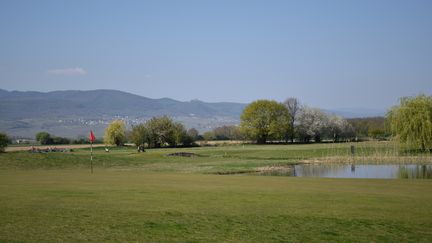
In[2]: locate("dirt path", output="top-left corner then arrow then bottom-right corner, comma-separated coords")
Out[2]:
6,144 -> 106,152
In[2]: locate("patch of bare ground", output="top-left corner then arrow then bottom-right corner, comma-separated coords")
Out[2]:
256,165 -> 293,172
196,140 -> 248,146
5,144 -> 106,152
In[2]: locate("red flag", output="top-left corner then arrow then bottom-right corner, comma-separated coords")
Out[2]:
89,131 -> 96,143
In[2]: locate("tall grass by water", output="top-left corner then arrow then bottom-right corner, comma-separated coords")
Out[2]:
315,140 -> 432,164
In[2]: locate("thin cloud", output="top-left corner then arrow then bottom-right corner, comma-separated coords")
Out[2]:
47,67 -> 87,76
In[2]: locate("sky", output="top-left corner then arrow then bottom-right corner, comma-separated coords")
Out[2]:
1,0 -> 431,110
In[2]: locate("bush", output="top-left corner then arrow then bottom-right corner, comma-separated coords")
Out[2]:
213,125 -> 242,140
35,132 -> 71,145
0,132 -> 10,152
51,136 -> 71,145
72,137 -> 88,144
202,131 -> 216,141
35,132 -> 53,145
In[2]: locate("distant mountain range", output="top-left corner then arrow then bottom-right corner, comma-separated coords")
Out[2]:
0,89 -> 385,138
0,89 -> 246,138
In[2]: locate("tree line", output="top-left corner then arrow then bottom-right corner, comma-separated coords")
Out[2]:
104,117 -> 197,148
34,132 -> 103,145
103,98 -> 358,147
347,117 -> 388,140
240,99 -> 357,144
0,94 -> 430,152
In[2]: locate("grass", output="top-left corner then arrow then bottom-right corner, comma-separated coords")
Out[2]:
0,141 -> 431,241
1,141 -> 431,173
0,170 -> 431,242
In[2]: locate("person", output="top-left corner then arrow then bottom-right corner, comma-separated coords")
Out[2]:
137,145 -> 145,152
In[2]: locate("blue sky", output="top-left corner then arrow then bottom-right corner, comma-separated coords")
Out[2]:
1,0 -> 431,109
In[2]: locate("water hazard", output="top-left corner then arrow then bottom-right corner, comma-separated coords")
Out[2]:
256,164 -> 432,179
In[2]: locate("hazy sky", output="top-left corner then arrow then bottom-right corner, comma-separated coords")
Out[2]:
1,0 -> 431,109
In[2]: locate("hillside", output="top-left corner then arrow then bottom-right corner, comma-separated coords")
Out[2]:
0,89 -> 246,138
0,89 -> 386,138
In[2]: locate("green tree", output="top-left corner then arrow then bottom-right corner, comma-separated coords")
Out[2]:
202,131 -> 216,141
0,132 -> 10,152
130,124 -> 148,147
387,94 -> 432,151
347,117 -> 386,138
146,116 -> 175,148
172,122 -> 192,146
104,120 -> 126,146
240,100 -> 291,144
144,116 -> 192,148
35,132 -> 53,145
368,128 -> 386,140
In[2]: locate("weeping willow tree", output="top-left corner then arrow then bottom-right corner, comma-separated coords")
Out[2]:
387,94 -> 432,151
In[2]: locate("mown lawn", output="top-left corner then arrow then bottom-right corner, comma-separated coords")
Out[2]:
0,142 -> 431,242
1,142 -> 431,173
0,170 -> 431,242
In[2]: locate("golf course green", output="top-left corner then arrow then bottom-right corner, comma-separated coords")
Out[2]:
1,142 -> 431,242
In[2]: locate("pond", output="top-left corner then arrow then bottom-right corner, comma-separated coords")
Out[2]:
255,164 -> 432,179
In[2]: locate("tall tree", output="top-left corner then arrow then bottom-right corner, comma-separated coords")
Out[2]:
387,94 -> 432,151
283,97 -> 300,142
187,128 -> 199,141
172,122 -> 188,147
144,116 -> 193,148
130,124 -> 148,147
296,106 -> 328,143
325,115 -> 355,142
240,100 -> 291,144
131,118 -> 193,148
145,116 -> 175,148
104,120 -> 126,146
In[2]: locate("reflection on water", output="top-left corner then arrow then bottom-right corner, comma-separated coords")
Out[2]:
255,164 -> 432,179
397,165 -> 432,179
257,169 -> 295,177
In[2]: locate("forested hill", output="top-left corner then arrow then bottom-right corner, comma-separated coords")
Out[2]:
0,89 -> 246,137
0,89 -> 246,119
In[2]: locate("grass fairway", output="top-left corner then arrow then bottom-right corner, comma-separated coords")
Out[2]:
1,170 -> 432,242
1,142 -> 432,241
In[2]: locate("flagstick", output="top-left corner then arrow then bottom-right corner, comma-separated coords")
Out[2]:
90,141 -> 93,174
